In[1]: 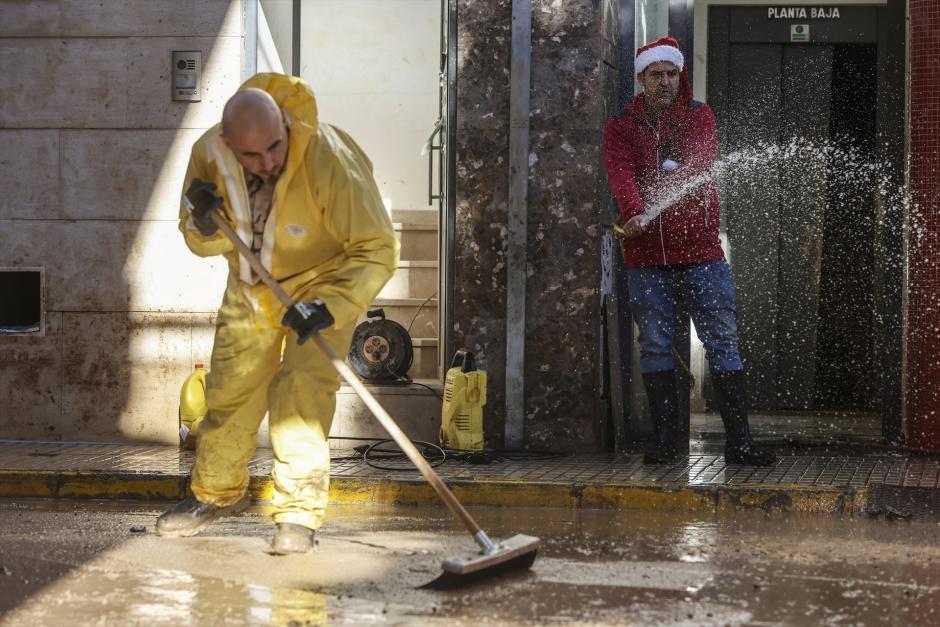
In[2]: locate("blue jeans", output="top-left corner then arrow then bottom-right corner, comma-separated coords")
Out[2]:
626,260 -> 743,374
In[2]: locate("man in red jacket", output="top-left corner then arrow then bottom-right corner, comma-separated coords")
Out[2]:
604,37 -> 776,466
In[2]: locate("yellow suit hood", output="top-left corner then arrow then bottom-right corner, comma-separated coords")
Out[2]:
178,73 -> 399,330
240,72 -> 319,130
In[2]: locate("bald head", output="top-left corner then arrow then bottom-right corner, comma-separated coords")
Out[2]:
221,88 -> 289,181
221,88 -> 280,136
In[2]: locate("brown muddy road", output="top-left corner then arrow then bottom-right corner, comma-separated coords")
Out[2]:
0,500 -> 938,625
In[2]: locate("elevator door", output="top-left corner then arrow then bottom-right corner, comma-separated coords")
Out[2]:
707,7 -> 884,412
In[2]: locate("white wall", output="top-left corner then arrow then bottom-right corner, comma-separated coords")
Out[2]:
259,0 -> 293,74
298,0 -> 441,211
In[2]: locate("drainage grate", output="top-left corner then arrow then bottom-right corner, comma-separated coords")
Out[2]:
866,484 -> 940,520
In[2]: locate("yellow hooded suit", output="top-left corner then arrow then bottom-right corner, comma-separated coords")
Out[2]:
178,73 -> 399,529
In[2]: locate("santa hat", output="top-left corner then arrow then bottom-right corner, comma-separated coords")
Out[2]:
635,36 -> 684,75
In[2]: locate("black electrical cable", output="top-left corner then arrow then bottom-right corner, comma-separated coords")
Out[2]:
361,439 -> 446,471
328,436 -> 388,461
405,378 -> 444,400
406,290 -> 438,335
382,362 -> 443,400
329,436 -> 446,469
328,355 -> 563,468
447,449 -> 564,464
330,434 -> 563,469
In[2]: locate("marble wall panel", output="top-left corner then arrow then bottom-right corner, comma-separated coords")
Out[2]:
524,131 -> 605,452
60,312 -> 194,443
0,313 -> 63,439
530,0 -> 603,129
457,0 -> 511,130
453,0 -> 607,450
0,220 -> 228,313
0,38 -> 130,129
453,0 -> 512,445
453,131 -> 510,444
0,131 -> 60,220
61,129 -> 205,221
529,2 -> 606,451
0,0 -> 241,37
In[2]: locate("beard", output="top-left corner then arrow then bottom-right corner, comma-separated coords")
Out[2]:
654,90 -> 676,106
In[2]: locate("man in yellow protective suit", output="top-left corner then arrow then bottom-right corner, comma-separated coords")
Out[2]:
156,73 -> 399,554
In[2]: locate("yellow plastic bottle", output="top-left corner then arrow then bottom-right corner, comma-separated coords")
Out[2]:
179,363 -> 208,449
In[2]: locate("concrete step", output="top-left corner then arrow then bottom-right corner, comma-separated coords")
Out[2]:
409,337 -> 439,380
357,298 -> 438,339
254,378 -> 443,448
333,379 -> 443,446
391,208 -> 438,225
378,261 -> 437,300
393,222 -> 438,261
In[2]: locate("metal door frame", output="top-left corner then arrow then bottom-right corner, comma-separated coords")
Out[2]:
431,0 -> 458,381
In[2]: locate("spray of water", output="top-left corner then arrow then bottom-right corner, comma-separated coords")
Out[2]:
636,137 -> 908,228
625,136 -> 912,412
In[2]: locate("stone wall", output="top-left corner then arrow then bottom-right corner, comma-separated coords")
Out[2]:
454,0 -> 612,451
0,1 -> 244,442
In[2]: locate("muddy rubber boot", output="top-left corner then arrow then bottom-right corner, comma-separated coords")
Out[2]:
712,370 -> 777,466
271,523 -> 316,555
155,494 -> 250,537
642,369 -> 681,464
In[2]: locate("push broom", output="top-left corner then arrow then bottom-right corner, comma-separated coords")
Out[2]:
206,209 -> 539,589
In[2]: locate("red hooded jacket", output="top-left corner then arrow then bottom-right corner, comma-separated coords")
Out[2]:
604,75 -> 724,268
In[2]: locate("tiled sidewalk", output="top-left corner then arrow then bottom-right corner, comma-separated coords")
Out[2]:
0,438 -> 931,488
1,434 -> 938,518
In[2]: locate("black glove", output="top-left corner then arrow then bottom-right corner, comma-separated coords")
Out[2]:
282,299 -> 334,344
183,179 -> 224,237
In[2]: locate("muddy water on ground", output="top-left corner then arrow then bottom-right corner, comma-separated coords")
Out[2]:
0,500 -> 938,625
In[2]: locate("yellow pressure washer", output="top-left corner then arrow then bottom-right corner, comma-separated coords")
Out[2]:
440,350 -> 486,451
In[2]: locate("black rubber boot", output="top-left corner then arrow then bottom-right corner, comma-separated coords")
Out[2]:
270,523 -> 316,555
711,370 -> 777,466
642,369 -> 681,464
155,493 -> 250,537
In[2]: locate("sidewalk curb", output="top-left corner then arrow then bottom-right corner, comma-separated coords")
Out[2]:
0,469 -> 870,516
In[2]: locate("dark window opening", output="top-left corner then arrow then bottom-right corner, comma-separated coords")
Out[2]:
0,270 -> 42,333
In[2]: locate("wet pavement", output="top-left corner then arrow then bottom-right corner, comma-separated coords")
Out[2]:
1,499 -> 939,625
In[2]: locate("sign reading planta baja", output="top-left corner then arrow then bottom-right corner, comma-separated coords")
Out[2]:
767,7 -> 842,19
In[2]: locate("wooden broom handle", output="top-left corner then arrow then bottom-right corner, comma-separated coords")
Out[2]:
210,213 -> 484,537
